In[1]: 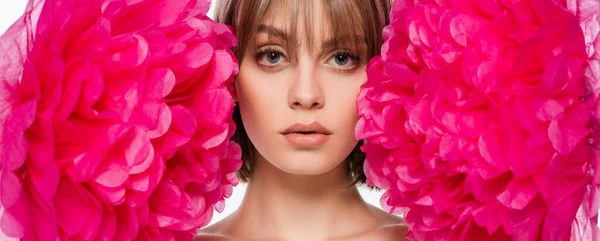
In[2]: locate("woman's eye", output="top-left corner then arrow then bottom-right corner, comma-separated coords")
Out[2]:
334,54 -> 350,66
266,52 -> 282,63
255,48 -> 287,67
327,52 -> 359,69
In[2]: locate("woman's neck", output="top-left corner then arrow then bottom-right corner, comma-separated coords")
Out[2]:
225,156 -> 378,241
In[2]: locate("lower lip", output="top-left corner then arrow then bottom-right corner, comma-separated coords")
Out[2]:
283,133 -> 330,148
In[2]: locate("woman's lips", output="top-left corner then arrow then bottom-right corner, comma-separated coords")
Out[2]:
281,122 -> 332,148
282,132 -> 330,148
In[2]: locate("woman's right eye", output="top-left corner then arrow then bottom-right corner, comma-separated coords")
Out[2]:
254,48 -> 287,68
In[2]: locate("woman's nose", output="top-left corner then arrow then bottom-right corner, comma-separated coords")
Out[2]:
287,60 -> 324,110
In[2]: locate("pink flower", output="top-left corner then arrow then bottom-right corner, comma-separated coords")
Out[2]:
357,0 -> 600,240
0,0 -> 241,240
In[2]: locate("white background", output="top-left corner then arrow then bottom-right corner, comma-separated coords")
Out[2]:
0,0 -> 386,232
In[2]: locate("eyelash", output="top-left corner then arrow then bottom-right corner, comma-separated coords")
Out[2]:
253,46 -> 363,73
328,50 -> 362,73
253,47 -> 286,69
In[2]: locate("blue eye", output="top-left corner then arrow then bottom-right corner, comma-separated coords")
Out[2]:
334,54 -> 349,66
254,47 -> 287,68
265,51 -> 282,64
328,51 -> 360,70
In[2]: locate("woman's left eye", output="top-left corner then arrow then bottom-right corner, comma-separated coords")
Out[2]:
327,52 -> 360,70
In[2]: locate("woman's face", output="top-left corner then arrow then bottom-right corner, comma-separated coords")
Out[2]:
235,2 -> 367,176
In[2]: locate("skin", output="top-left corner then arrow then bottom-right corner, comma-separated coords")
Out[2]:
196,1 -> 407,241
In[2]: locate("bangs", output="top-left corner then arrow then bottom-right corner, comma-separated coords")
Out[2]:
216,0 -> 390,61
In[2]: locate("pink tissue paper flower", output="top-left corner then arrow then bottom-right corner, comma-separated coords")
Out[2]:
357,0 -> 600,240
0,0 -> 242,240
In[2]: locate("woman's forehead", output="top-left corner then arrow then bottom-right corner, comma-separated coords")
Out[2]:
255,0 -> 366,49
259,0 -> 329,36
230,0 -> 383,60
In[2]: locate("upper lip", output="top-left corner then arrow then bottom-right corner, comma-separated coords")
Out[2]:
282,122 -> 332,135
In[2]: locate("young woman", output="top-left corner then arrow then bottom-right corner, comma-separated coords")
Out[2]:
196,1 -> 408,240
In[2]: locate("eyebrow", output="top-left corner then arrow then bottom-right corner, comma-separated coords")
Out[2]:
257,24 -> 288,41
257,24 -> 366,50
322,35 -> 367,50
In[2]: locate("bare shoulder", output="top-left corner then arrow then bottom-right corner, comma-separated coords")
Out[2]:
193,233 -> 235,241
376,224 -> 409,241
194,219 -> 236,241
368,205 -> 409,241
336,222 -> 409,241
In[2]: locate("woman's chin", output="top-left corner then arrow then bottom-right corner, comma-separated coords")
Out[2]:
266,153 -> 346,177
